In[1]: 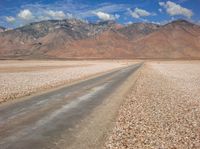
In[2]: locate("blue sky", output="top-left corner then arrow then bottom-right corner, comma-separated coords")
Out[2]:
0,0 -> 199,28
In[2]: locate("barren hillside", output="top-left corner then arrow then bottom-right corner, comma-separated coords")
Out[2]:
0,19 -> 200,59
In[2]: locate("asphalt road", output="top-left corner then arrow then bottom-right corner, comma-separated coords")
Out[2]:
0,63 -> 141,149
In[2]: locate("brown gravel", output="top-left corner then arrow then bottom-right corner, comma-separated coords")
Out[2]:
105,61 -> 200,149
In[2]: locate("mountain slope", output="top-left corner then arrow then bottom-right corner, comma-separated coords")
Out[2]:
130,20 -> 200,58
0,19 -> 200,59
0,19 -> 117,58
118,23 -> 160,40
47,20 -> 200,59
47,29 -> 133,58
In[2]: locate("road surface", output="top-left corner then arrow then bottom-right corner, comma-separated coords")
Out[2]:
0,63 -> 141,149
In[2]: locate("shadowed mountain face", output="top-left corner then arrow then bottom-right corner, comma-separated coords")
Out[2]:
0,19 -> 200,59
118,23 -> 160,40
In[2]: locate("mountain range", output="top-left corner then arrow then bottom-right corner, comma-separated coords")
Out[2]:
0,19 -> 200,59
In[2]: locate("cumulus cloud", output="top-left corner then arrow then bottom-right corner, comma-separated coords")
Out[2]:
1,1 -> 131,28
17,9 -> 68,23
46,10 -> 66,20
6,16 -> 15,23
18,9 -> 34,20
129,8 -> 152,18
94,11 -> 120,21
159,1 -> 193,18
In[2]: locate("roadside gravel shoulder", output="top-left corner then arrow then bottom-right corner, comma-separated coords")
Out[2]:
105,62 -> 200,149
0,61 -> 131,104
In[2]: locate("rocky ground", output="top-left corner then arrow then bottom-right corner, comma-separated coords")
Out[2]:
0,60 -> 132,103
105,61 -> 200,149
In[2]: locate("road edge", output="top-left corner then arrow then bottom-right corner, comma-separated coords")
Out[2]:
55,63 -> 143,149
0,65 -> 131,107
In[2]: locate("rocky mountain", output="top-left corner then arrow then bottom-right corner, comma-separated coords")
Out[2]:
48,19 -> 200,59
118,23 -> 160,40
0,19 -> 200,59
129,20 -> 200,59
47,29 -> 133,59
0,19 -> 117,58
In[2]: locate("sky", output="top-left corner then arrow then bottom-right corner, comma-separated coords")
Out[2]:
0,0 -> 199,28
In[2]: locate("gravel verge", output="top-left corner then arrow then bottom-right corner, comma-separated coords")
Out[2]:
0,61 -> 131,103
105,61 -> 200,149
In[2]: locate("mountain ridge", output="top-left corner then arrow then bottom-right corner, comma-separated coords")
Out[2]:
0,19 -> 200,59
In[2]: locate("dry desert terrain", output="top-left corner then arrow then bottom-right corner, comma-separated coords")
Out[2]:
1,60 -> 200,149
0,60 -> 134,103
105,61 -> 200,149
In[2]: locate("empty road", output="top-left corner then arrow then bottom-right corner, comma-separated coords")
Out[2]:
0,63 -> 141,149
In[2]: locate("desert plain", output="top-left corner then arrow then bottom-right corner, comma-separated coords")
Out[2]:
0,60 -> 200,149
106,60 -> 200,149
0,60 -> 133,103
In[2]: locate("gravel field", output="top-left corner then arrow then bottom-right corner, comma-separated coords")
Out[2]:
105,61 -> 200,149
0,60 -> 132,103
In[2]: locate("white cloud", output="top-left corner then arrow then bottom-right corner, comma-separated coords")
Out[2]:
94,11 -> 120,21
130,8 -> 151,18
126,21 -> 133,25
159,1 -> 193,18
2,1 -> 131,28
6,16 -> 15,23
46,10 -> 66,20
17,9 -> 69,23
18,9 -> 34,20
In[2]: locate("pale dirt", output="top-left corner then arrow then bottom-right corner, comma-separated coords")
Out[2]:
0,60 -> 136,103
105,61 -> 200,149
